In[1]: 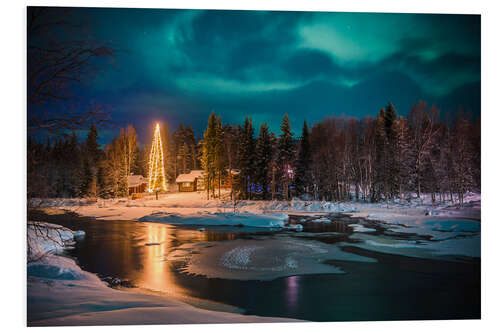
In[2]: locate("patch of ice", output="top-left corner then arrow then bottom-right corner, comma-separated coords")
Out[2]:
179,237 -> 376,280
350,224 -> 376,233
312,217 -> 331,223
138,211 -> 288,228
220,246 -> 260,269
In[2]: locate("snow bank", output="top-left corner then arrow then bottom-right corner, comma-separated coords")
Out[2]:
347,217 -> 481,260
350,224 -> 376,233
139,211 -> 288,228
27,221 -> 84,261
28,254 -> 298,326
38,190 -> 480,225
246,199 -> 360,213
27,222 -> 299,325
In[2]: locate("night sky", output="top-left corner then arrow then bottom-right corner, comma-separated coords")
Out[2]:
35,8 -> 481,143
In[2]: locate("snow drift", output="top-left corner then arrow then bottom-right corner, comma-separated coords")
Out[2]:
138,211 -> 288,228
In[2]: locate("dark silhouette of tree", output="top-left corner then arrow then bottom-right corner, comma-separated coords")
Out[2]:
294,120 -> 312,197
27,7 -> 116,133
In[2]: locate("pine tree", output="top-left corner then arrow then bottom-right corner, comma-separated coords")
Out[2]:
294,120 -> 312,197
372,109 -> 387,202
393,116 -> 412,201
452,115 -> 474,204
236,117 -> 256,199
222,124 -> 237,200
79,123 -> 101,197
255,123 -> 273,199
124,125 -> 138,177
184,125 -> 198,171
383,102 -> 397,198
215,115 -> 224,198
278,114 -> 295,200
86,122 -> 100,164
161,124 -> 174,183
66,132 -> 81,197
173,124 -> 185,177
202,112 -> 218,199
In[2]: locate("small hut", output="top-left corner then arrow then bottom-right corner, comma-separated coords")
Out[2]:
175,170 -> 205,192
128,174 -> 148,195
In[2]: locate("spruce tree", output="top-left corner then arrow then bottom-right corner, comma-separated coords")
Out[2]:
79,123 -> 101,197
86,122 -> 100,164
373,109 -> 387,202
294,120 -> 312,197
278,114 -> 295,200
255,123 -> 273,199
184,125 -> 198,171
394,116 -> 412,201
67,132 -> 81,197
383,102 -> 397,198
236,117 -> 255,199
202,112 -> 218,199
215,115 -> 224,198
173,124 -> 185,177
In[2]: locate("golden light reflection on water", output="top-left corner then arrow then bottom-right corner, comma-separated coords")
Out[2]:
130,223 -> 239,298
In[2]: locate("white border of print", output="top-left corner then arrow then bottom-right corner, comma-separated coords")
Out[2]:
2,0 -> 498,333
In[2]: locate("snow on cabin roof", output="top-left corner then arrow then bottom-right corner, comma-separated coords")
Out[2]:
128,174 -> 147,187
176,170 -> 204,183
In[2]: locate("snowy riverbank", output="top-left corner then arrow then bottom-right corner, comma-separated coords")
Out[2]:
27,222 -> 300,326
29,190 -> 480,226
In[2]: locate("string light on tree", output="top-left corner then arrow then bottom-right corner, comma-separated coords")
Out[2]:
148,123 -> 167,193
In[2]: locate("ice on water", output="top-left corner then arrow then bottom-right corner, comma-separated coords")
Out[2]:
177,238 -> 376,281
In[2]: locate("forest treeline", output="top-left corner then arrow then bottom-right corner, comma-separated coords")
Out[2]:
27,101 -> 480,204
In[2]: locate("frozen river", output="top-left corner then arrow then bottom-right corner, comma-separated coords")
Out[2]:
28,210 -> 480,321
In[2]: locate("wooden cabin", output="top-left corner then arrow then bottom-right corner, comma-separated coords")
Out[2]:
175,170 -> 205,192
128,174 -> 148,195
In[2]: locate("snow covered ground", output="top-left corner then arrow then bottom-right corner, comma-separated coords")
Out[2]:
30,190 -> 480,224
30,190 -> 480,265
27,221 -> 301,326
27,221 -> 84,262
27,191 -> 481,324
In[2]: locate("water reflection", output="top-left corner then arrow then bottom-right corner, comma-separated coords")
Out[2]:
285,275 -> 301,312
50,214 -> 480,322
72,222 -> 262,298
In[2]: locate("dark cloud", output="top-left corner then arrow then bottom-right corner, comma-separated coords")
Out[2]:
283,48 -> 342,81
33,8 -> 480,142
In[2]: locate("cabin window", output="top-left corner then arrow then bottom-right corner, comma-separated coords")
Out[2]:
182,182 -> 191,188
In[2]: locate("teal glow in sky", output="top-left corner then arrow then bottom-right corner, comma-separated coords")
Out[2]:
44,8 -> 481,140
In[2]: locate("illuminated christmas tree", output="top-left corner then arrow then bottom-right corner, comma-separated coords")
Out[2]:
148,123 -> 167,192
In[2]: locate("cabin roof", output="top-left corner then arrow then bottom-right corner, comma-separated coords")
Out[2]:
175,170 -> 204,183
128,174 -> 147,187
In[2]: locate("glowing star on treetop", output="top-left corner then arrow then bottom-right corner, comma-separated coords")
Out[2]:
147,123 -> 167,192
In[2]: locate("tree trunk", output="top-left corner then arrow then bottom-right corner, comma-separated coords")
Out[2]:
218,170 -> 221,199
